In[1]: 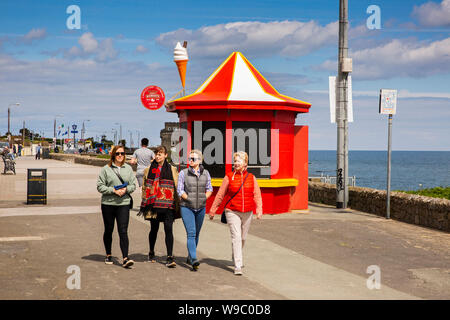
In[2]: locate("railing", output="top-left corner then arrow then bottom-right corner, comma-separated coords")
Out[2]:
309,174 -> 357,187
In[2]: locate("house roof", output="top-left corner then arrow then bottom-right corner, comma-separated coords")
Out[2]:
166,52 -> 311,113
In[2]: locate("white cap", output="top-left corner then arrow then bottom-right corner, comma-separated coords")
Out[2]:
173,42 -> 188,61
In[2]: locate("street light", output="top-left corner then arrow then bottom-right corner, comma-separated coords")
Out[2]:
136,130 -> 140,147
114,122 -> 122,145
54,114 -> 64,149
7,102 -> 20,147
81,119 -> 90,147
128,130 -> 133,149
111,129 -> 118,145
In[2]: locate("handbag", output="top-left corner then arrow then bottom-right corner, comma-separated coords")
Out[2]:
221,173 -> 249,224
111,166 -> 133,210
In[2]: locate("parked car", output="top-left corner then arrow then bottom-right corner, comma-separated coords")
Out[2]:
65,148 -> 79,154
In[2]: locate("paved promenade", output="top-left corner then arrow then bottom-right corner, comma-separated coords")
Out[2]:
0,157 -> 449,300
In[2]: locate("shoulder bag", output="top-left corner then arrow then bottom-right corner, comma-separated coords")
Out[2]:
111,166 -> 133,210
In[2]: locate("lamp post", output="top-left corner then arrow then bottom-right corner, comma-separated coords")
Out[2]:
112,129 -> 118,145
114,122 -> 122,145
136,130 -> 140,147
7,103 -> 20,147
81,119 -> 90,148
128,130 -> 133,149
54,114 -> 63,149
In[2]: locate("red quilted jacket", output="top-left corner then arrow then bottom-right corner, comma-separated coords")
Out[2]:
225,170 -> 255,213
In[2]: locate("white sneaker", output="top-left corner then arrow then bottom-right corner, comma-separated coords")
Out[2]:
234,268 -> 243,275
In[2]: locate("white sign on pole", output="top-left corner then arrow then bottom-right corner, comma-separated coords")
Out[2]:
329,76 -> 353,123
379,89 -> 397,114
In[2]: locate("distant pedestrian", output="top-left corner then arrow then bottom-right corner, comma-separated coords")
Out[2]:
35,144 -> 41,160
138,145 -> 180,268
13,145 -> 16,157
97,145 -> 137,268
209,151 -> 263,276
18,144 -> 22,157
130,138 -> 155,187
178,150 -> 213,271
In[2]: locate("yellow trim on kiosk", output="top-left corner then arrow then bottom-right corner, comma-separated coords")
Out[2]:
211,178 -> 298,188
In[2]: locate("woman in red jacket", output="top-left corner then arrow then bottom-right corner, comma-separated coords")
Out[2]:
209,151 -> 262,275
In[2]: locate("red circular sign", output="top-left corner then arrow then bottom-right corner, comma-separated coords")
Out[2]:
140,86 -> 165,110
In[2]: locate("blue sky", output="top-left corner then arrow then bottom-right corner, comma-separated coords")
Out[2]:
0,0 -> 449,150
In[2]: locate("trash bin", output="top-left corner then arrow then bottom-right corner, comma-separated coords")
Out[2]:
42,148 -> 50,159
27,169 -> 47,204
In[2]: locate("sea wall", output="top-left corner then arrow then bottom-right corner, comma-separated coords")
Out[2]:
308,181 -> 450,232
49,153 -> 137,171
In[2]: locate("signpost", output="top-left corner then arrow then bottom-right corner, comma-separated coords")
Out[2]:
379,89 -> 398,219
72,125 -> 78,148
140,86 -> 165,110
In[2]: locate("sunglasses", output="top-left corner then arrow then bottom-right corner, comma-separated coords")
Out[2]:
115,152 -> 125,156
189,157 -> 199,162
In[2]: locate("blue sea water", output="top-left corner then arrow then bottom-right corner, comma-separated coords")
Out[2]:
308,151 -> 450,191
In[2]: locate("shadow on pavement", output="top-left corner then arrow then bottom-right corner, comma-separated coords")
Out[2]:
200,258 -> 234,274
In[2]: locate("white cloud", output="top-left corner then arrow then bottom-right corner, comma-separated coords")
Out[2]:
317,37 -> 450,80
78,32 -> 98,53
412,0 -> 450,27
135,45 -> 149,54
60,32 -> 118,62
21,28 -> 47,44
156,20 -> 338,59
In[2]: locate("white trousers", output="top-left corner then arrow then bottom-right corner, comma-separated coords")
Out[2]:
225,209 -> 253,269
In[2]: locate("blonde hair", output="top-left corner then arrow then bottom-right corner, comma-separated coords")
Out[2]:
190,149 -> 203,163
233,151 -> 248,165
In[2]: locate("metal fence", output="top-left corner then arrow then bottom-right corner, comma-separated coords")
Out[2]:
309,174 -> 357,187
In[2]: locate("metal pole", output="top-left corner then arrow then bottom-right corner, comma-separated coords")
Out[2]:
22,121 -> 25,150
336,0 -> 349,208
386,114 -> 393,219
7,107 -> 11,147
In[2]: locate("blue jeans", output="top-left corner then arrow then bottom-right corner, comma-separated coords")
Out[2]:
180,206 -> 206,262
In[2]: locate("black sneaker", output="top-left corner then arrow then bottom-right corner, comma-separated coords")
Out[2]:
105,255 -> 113,265
122,258 -> 134,268
192,259 -> 200,271
166,256 -> 176,268
148,252 -> 156,263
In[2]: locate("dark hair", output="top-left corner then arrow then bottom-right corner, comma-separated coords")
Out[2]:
108,145 -> 125,167
154,145 -> 167,155
141,138 -> 149,146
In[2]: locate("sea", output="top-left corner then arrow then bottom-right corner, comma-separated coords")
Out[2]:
308,151 -> 450,191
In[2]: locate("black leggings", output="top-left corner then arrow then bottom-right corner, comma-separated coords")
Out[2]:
149,212 -> 174,257
101,204 -> 130,259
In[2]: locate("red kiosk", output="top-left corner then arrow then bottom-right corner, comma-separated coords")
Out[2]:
166,52 -> 311,214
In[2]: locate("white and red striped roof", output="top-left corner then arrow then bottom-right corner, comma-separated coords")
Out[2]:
167,52 -> 311,113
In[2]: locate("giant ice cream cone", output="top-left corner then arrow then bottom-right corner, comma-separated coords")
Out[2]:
173,42 -> 189,89
175,59 -> 188,88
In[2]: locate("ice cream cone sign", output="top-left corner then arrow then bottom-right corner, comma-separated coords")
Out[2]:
173,41 -> 188,91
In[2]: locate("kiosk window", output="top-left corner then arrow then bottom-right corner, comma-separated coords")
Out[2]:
232,121 -> 271,178
191,121 -> 226,178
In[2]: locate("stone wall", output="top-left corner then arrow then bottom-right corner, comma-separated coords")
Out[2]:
308,181 -> 450,232
49,153 -> 137,171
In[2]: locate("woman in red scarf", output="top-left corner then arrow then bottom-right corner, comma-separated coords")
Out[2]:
139,146 -> 180,268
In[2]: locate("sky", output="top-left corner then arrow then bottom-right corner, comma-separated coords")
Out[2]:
0,0 -> 449,150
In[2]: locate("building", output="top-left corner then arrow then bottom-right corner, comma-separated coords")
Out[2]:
160,122 -> 179,156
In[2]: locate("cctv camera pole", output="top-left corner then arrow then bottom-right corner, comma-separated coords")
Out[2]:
336,0 -> 350,208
